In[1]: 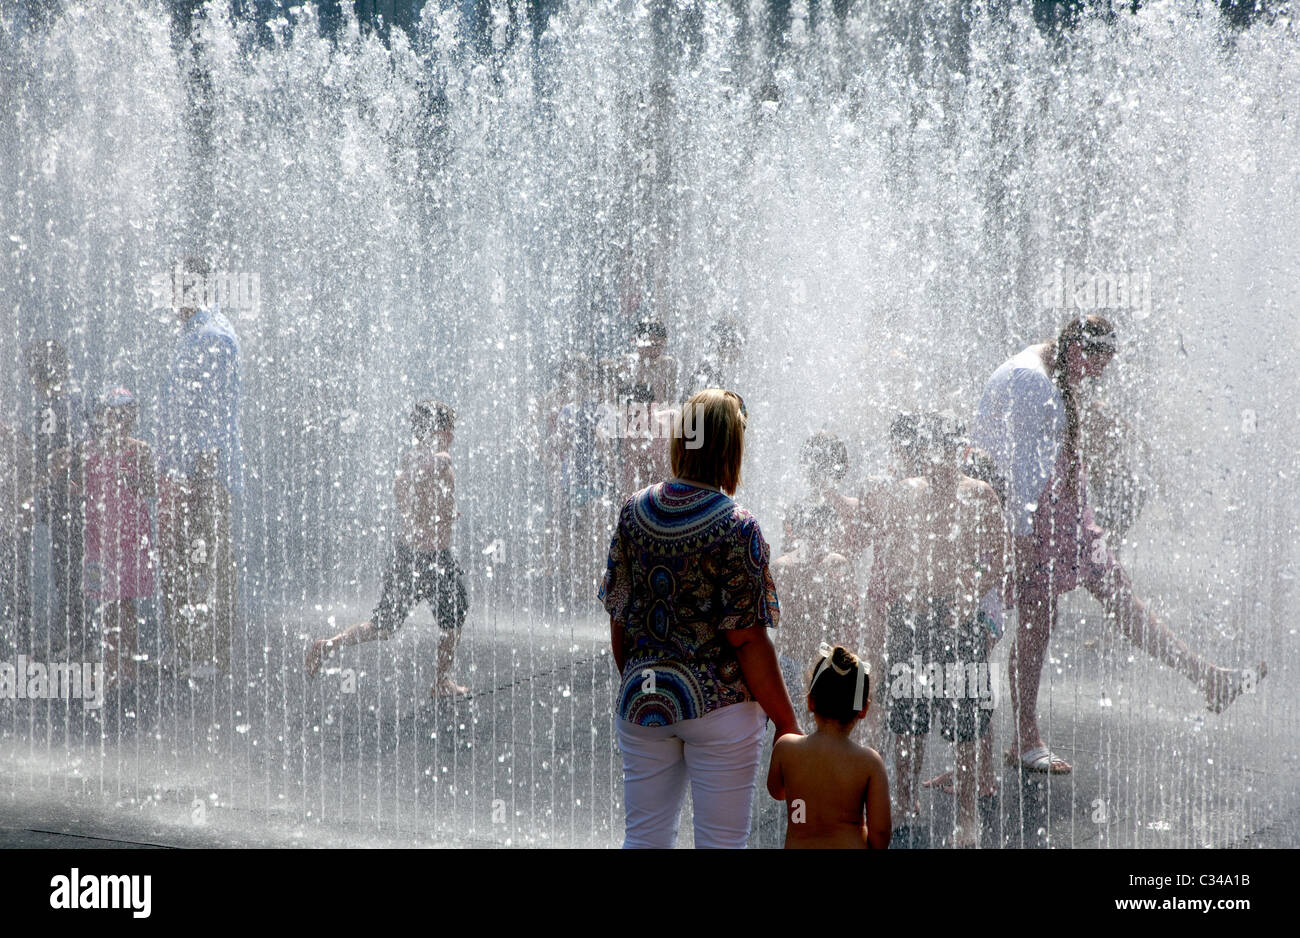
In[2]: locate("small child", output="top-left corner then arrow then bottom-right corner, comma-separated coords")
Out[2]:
766,644 -> 892,849
60,388 -> 156,686
306,400 -> 469,698
772,432 -> 861,690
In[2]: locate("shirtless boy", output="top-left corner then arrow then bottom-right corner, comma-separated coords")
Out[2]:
306,400 -> 468,698
858,411 -> 1009,847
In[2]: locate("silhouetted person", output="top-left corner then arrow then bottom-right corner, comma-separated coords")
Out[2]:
25,339 -> 87,657
158,257 -> 242,681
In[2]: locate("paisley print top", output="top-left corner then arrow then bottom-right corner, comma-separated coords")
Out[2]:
600,480 -> 780,726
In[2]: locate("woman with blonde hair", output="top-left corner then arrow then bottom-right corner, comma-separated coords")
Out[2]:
601,388 -> 800,848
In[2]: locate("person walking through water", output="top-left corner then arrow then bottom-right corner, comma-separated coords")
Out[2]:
842,412 -> 1008,846
306,400 -> 469,698
158,257 -> 242,681
973,314 -> 1265,774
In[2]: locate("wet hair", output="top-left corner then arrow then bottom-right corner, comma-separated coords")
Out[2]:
1053,314 -> 1116,458
182,255 -> 212,277
889,412 -> 919,443
963,445 -> 1008,504
915,410 -> 968,461
558,354 -> 592,384
800,431 -> 848,484
411,400 -> 455,441
25,339 -> 68,384
709,317 -> 744,352
808,645 -> 869,724
92,387 -> 139,433
889,412 -> 923,475
636,319 -> 667,341
671,388 -> 746,494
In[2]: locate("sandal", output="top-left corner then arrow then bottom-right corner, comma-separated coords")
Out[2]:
1005,746 -> 1071,774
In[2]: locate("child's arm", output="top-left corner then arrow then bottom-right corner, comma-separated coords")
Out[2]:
50,445 -> 82,497
131,440 -> 156,499
393,454 -> 415,530
863,747 -> 892,849
976,485 -> 1012,597
435,452 -> 455,530
765,737 -> 789,801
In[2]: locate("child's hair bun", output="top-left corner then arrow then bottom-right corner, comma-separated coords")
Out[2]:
808,644 -> 869,723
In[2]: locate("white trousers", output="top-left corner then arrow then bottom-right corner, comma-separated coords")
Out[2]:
617,700 -> 767,849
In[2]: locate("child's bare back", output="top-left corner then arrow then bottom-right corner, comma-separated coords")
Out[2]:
768,730 -> 891,849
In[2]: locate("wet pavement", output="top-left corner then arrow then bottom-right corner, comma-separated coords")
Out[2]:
0,586 -> 1292,849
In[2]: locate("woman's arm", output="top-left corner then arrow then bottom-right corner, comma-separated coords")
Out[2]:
726,625 -> 799,737
609,615 -> 626,674
765,738 -> 788,800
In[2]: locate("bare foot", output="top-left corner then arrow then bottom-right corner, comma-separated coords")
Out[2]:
305,639 -> 330,677
1205,662 -> 1267,714
923,771 -> 1000,798
953,818 -> 980,848
430,676 -> 469,699
892,799 -> 922,821
923,771 -> 956,794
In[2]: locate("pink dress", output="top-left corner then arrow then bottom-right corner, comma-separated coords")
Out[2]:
82,442 -> 154,603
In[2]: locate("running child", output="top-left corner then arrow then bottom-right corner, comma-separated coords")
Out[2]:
767,644 -> 891,849
306,400 -> 469,698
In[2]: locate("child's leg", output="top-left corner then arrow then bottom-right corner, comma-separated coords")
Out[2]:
887,602 -> 929,817
432,630 -> 467,698
101,600 -> 122,681
306,544 -> 413,676
894,734 -> 926,819
306,620 -> 392,676
103,599 -> 139,685
430,553 -> 469,697
953,739 -> 978,846
547,491 -> 571,607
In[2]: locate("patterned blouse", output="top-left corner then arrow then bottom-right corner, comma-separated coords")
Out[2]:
600,480 -> 780,727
